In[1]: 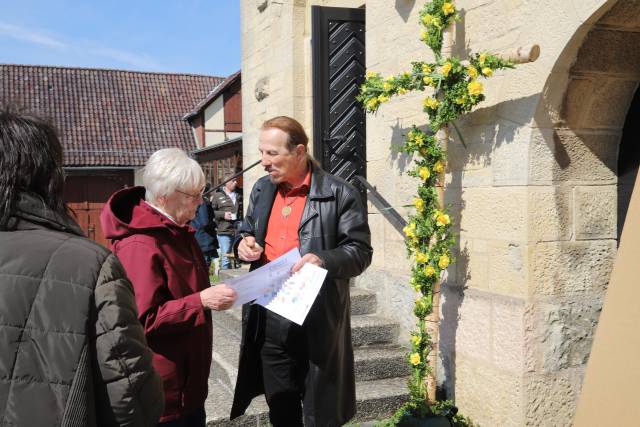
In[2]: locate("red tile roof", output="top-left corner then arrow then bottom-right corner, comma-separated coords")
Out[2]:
0,64 -> 224,167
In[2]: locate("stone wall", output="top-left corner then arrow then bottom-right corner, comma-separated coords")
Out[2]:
239,0 -> 635,425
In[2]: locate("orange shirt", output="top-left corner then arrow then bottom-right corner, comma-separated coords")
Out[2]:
263,169 -> 312,263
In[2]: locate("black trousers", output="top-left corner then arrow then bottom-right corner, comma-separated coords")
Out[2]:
260,310 -> 309,427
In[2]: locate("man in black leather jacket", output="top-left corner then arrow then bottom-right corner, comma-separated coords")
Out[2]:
229,116 -> 372,427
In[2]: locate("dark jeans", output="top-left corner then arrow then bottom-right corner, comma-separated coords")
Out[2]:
157,407 -> 206,427
260,310 -> 309,427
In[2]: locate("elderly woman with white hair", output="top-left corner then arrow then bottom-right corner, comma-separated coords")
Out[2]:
101,148 -> 236,426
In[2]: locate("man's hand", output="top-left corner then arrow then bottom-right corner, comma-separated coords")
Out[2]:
291,253 -> 324,273
238,235 -> 264,262
200,284 -> 237,311
224,211 -> 233,220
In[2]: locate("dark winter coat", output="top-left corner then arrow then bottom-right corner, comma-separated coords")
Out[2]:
0,192 -> 164,426
230,164 -> 372,426
100,187 -> 213,423
211,189 -> 242,235
191,201 -> 218,255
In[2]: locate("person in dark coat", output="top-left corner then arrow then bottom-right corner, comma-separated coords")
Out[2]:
229,116 -> 372,427
0,107 -> 164,426
100,148 -> 237,426
190,184 -> 219,271
211,175 -> 242,270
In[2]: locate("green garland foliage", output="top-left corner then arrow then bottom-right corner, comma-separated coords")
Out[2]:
357,1 -> 515,424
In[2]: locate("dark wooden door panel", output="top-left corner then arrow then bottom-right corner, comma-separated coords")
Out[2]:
312,6 -> 366,204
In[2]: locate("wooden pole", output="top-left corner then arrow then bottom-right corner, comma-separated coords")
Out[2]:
426,23 -> 455,404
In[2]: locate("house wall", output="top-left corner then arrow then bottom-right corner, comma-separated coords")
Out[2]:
240,0 -> 626,425
204,97 -> 227,146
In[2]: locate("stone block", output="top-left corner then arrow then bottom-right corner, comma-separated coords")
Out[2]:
487,241 -> 528,297
459,187 -> 527,241
598,0 -> 640,30
573,29 -> 640,78
530,240 -> 615,296
529,128 -> 618,184
454,239 -> 489,292
532,297 -> 603,373
528,186 -> 573,242
454,290 -> 492,362
524,368 -> 585,427
575,185 -> 617,240
561,77 -> 594,128
454,356 -> 524,427
492,295 -> 525,373
562,76 -> 636,130
492,126 -> 532,186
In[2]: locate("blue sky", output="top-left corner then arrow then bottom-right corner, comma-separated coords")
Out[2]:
0,0 -> 240,78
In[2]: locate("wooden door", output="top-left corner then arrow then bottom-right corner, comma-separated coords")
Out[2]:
64,171 -> 133,247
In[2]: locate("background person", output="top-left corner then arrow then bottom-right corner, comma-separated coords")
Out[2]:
0,107 -> 164,426
191,183 -> 219,272
100,148 -> 237,426
229,116 -> 372,427
211,173 -> 242,270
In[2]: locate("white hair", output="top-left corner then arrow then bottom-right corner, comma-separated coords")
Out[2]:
143,148 -> 205,203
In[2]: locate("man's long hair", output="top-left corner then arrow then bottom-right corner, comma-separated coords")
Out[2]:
0,106 -> 69,230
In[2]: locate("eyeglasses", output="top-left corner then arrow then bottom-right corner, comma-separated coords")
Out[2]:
176,188 -> 205,199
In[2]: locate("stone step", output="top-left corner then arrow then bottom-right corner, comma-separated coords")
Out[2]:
205,375 -> 409,426
211,311 -> 408,387
213,307 -> 399,349
350,286 -> 377,315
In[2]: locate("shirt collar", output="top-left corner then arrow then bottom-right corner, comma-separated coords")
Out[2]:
280,168 -> 312,197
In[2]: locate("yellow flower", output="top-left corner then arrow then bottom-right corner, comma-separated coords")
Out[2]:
425,265 -> 436,276
482,67 -> 493,77
479,53 -> 487,66
414,134 -> 425,147
410,352 -> 421,366
467,66 -> 478,79
421,14 -> 433,26
433,160 -> 445,174
432,17 -> 442,28
398,87 -> 408,95
455,96 -> 465,105
411,335 -> 422,346
420,29 -> 429,41
441,62 -> 452,77
377,94 -> 390,103
421,64 -> 432,74
366,70 -> 378,79
383,81 -> 394,92
414,197 -> 424,212
423,76 -> 434,86
402,72 -> 411,79
467,80 -> 483,96
366,98 -> 380,110
408,129 -> 417,140
436,212 -> 451,227
423,97 -> 439,110
439,254 -> 450,269
442,2 -> 455,16
403,222 -> 417,238
419,166 -> 431,181
415,251 -> 429,264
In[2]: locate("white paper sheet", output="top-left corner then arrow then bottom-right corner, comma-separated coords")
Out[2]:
225,247 -> 301,306
256,262 -> 327,325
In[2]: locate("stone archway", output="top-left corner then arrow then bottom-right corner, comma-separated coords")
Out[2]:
527,0 -> 640,424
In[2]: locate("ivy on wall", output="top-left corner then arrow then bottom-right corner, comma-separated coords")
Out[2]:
357,0 -> 515,424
